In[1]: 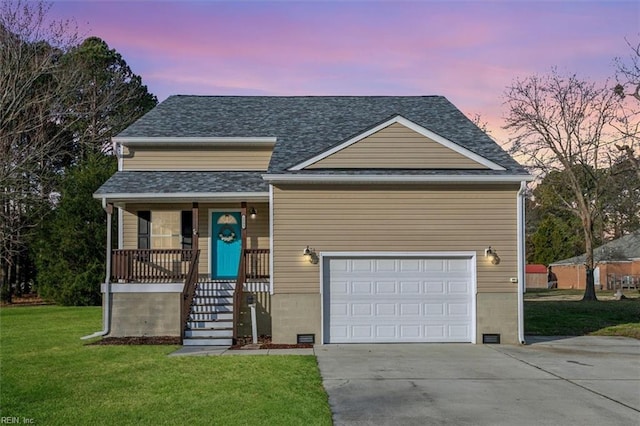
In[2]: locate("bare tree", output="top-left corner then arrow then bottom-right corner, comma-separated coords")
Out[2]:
614,37 -> 640,179
0,0 -> 82,301
504,69 -> 624,301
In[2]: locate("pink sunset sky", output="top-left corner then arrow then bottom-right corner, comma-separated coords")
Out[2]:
49,0 -> 639,144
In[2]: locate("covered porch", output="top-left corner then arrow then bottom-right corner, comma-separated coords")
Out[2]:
94,171 -> 271,344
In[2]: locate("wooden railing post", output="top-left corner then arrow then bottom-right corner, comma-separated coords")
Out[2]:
181,249 -> 200,343
233,249 -> 247,343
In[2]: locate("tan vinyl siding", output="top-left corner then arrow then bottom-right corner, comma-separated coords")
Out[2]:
272,184 -> 519,294
122,146 -> 272,171
122,209 -> 138,249
121,202 -> 270,277
306,122 -> 488,169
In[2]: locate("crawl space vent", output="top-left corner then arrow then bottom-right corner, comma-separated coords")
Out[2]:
482,334 -> 501,344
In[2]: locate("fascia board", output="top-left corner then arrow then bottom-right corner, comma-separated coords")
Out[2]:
113,137 -> 277,147
93,192 -> 269,203
263,174 -> 534,184
289,115 -> 506,171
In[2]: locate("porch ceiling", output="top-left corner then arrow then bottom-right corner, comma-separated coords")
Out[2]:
94,171 -> 269,203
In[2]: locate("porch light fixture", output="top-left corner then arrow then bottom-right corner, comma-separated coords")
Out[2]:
485,246 -> 501,265
303,246 -> 319,264
249,207 -> 257,219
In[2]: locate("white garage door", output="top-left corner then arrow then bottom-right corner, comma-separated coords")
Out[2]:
324,256 -> 474,343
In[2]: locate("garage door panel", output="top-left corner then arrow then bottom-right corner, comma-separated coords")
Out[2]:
400,325 -> 421,338
425,281 -> 445,293
352,325 -> 373,338
425,259 -> 446,272
424,303 -> 444,316
331,303 -> 349,316
449,281 -> 471,294
448,258 -> 470,272
376,259 -> 397,272
326,257 -> 474,343
352,259 -> 374,272
332,280 -> 349,295
399,259 -> 421,272
352,303 -> 373,316
376,281 -> 397,293
400,303 -> 421,316
448,302 -> 470,316
376,303 -> 396,316
400,281 -> 421,294
449,324 -> 471,338
352,281 -> 372,294
425,325 -> 445,338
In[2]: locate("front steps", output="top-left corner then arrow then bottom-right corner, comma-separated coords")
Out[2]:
183,281 -> 235,346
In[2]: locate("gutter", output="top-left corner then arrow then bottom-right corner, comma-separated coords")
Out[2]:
81,199 -> 112,340
516,181 -> 527,345
263,173 -> 534,185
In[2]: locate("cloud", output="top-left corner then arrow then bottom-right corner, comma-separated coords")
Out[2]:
49,0 -> 638,142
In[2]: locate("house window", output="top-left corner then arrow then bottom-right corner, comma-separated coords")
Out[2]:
151,211 -> 181,249
138,210 -> 193,250
137,211 -> 150,249
181,211 -> 193,250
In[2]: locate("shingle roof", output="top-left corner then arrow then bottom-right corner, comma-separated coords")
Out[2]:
94,171 -> 268,196
117,95 -> 529,175
551,230 -> 640,265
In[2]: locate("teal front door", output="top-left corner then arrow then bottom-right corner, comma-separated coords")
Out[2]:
211,212 -> 242,279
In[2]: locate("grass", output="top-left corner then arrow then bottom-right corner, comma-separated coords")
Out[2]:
0,306 -> 332,425
524,290 -> 640,338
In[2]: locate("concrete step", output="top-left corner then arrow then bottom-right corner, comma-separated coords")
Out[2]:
185,328 -> 233,338
187,320 -> 233,329
183,337 -> 233,346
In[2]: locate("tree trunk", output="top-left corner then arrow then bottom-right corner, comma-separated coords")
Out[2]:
583,267 -> 597,301
1,259 -> 12,303
581,217 -> 598,301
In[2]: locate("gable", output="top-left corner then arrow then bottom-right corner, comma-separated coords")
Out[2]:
295,117 -> 500,170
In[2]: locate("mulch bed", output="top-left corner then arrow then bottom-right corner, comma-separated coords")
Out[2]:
229,335 -> 313,350
90,336 -> 181,345
0,294 -> 51,307
89,335 -> 312,349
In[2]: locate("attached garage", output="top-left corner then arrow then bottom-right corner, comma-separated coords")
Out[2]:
322,254 -> 476,344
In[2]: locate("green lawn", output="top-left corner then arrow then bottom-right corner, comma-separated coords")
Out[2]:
0,306 -> 332,425
524,296 -> 640,338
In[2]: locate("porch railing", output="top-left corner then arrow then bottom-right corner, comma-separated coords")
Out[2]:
181,250 -> 201,340
244,248 -> 270,280
111,249 -> 196,282
233,248 -> 270,341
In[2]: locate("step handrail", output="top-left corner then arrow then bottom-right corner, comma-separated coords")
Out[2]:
233,249 -> 247,342
181,249 -> 200,343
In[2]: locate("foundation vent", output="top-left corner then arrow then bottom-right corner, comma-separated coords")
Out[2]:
482,334 -> 501,344
297,334 -> 315,344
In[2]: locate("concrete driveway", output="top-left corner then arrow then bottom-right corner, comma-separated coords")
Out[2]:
315,336 -> 639,426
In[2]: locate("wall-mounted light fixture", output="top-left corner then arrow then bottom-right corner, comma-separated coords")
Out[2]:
303,246 -> 319,264
249,207 -> 257,219
485,246 -> 501,265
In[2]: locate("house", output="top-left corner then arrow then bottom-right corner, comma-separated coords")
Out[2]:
550,230 -> 640,290
525,264 -> 549,289
92,95 -> 533,346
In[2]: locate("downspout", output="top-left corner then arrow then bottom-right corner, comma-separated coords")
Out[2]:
81,199 -> 112,340
517,181 -> 527,345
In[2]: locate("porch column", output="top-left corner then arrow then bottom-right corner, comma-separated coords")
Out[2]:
192,202 -> 199,252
